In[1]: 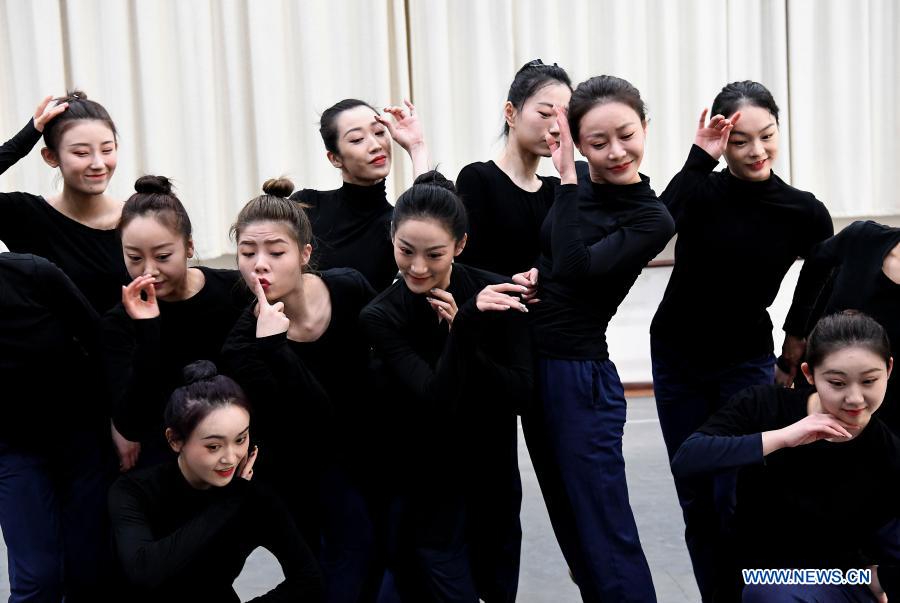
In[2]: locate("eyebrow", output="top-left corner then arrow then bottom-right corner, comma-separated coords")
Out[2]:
397,237 -> 447,252
731,123 -> 776,137
201,426 -> 250,441
67,141 -> 115,147
124,243 -> 174,251
584,123 -> 635,138
821,368 -> 884,376
536,102 -> 556,108
342,121 -> 381,139
238,238 -> 290,246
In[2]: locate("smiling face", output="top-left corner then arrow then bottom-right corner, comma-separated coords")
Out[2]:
42,120 -> 117,196
169,404 -> 250,489
392,217 -> 466,294
328,105 -> 392,186
803,346 -> 894,433
237,220 -> 310,302
121,214 -> 193,301
723,104 -> 779,181
575,101 -> 647,185
506,83 -> 572,158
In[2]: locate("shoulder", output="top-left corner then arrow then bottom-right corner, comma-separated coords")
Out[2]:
457,161 -> 494,181
0,191 -> 44,208
360,281 -> 405,327
455,263 -> 507,288
320,267 -> 376,302
109,463 -> 168,505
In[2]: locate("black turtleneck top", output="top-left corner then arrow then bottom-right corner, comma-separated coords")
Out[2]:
456,160 -> 559,277
0,121 -> 129,313
651,145 -> 833,366
531,161 -> 675,360
671,385 -> 900,572
108,461 -> 323,602
291,181 -> 396,291
359,263 -> 532,483
788,220 -> 900,428
101,267 -> 250,449
0,253 -> 102,446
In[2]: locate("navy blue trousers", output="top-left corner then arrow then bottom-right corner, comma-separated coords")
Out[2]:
651,336 -> 775,602
0,433 -> 112,603
525,357 -> 656,603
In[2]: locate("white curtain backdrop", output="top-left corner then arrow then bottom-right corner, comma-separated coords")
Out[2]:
2,0 -> 898,258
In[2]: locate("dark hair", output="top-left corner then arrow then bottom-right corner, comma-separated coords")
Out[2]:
711,80 -> 780,124
319,99 -> 379,155
230,177 -> 314,269
118,175 -> 192,244
567,76 -> 647,145
391,170 -> 467,242
503,59 -> 572,136
42,90 -> 118,153
165,360 -> 251,443
806,311 -> 892,369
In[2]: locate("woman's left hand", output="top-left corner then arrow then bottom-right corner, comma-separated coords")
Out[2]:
376,100 -> 425,153
427,288 -> 457,330
547,106 -> 576,184
238,445 -> 258,481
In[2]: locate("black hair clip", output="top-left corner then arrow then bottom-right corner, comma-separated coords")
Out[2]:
521,59 -> 560,70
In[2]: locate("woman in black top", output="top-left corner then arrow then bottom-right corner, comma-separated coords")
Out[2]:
784,221 -> 900,430
672,312 -> 897,602
0,92 -> 128,313
109,360 -> 322,602
515,76 -> 673,602
102,176 -> 249,471
649,81 -> 834,602
0,252 -> 113,601
360,172 -> 532,602
457,60 -> 571,276
290,99 -> 430,291
222,178 -> 380,602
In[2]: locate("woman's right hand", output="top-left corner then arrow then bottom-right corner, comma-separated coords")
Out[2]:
32,95 -> 68,132
512,268 -> 540,304
694,108 -> 740,160
111,422 -> 141,472
475,283 -> 530,313
763,413 -> 856,454
122,275 -> 160,320
546,106 -> 577,184
252,274 -> 290,338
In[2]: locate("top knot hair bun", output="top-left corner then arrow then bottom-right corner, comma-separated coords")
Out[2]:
134,174 -> 174,196
262,177 -> 295,198
413,170 -> 457,194
182,360 -> 219,385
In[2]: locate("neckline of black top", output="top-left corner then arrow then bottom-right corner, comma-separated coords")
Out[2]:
722,168 -> 781,196
587,172 -> 654,201
156,266 -> 226,309
37,195 -> 120,235
339,179 -> 389,208
487,160 -> 552,195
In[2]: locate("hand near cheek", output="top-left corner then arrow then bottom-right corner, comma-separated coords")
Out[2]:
122,275 -> 160,320
238,445 -> 258,481
426,288 -> 457,330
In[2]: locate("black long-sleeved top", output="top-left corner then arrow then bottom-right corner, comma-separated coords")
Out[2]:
672,385 -> 900,571
108,461 -> 323,602
651,145 -> 833,366
0,121 -> 128,313
222,268 -> 377,481
291,182 -> 397,291
102,267 -> 249,449
0,253 -> 102,446
787,220 -> 900,428
359,263 -> 532,482
530,161 -> 674,359
456,160 -> 559,277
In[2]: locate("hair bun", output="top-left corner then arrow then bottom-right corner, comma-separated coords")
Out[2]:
67,89 -> 88,101
262,177 -> 295,198
182,360 -> 218,385
135,175 -> 174,196
413,170 -> 457,194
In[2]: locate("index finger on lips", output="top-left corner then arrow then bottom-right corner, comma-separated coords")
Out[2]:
251,274 -> 268,305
